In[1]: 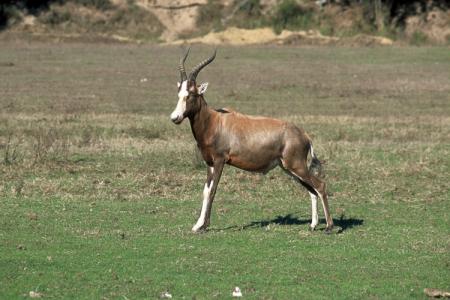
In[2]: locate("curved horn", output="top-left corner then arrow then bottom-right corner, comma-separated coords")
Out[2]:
178,47 -> 190,82
189,49 -> 216,81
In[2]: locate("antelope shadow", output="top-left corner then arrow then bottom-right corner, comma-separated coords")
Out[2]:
217,213 -> 363,233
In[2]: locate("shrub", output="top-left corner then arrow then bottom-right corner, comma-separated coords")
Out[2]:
0,4 -> 22,28
41,9 -> 71,25
272,0 -> 316,33
410,31 -> 428,46
69,0 -> 112,11
226,0 -> 270,29
239,0 -> 262,17
197,0 -> 224,32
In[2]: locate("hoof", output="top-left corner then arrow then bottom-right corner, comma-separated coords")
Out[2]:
192,224 -> 208,233
309,226 -> 316,232
324,227 -> 333,234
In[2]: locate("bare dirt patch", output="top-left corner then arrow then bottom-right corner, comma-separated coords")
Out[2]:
135,0 -> 208,41
167,26 -> 393,46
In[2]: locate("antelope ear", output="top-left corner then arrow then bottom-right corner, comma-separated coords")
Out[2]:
198,82 -> 209,95
177,82 -> 181,88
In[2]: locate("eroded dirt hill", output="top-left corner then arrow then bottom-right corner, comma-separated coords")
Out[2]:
1,0 -> 449,45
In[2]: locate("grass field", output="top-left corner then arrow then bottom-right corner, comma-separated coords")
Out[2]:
0,43 -> 449,299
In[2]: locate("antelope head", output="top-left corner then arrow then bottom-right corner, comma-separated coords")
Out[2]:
170,48 -> 216,124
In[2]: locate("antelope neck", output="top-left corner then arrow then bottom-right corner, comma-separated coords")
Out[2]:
188,97 -> 216,146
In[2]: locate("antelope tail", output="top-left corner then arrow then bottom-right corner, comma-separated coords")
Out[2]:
308,142 -> 322,177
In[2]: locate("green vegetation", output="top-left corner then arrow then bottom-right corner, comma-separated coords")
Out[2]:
195,0 -> 449,44
1,0 -> 111,29
0,44 -> 449,299
226,0 -> 268,30
38,2 -> 163,41
196,0 -> 225,34
1,0 -> 449,44
0,0 -> 163,42
410,31 -> 429,46
272,0 -> 316,33
71,0 -> 113,10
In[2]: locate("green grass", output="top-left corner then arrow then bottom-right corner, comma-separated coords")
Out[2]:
0,43 -> 449,299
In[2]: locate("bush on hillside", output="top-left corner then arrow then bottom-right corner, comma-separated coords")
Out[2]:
272,0 -> 317,33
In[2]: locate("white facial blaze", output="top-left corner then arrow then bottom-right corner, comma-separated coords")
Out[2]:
309,192 -> 319,229
192,179 -> 213,232
170,80 -> 189,122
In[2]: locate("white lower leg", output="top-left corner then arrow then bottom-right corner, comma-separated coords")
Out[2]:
309,192 -> 319,229
192,180 -> 213,232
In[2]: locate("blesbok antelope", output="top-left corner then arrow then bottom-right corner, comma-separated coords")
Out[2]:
170,48 -> 334,233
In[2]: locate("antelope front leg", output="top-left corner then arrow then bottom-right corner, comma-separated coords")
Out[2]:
309,192 -> 319,231
192,160 -> 224,233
